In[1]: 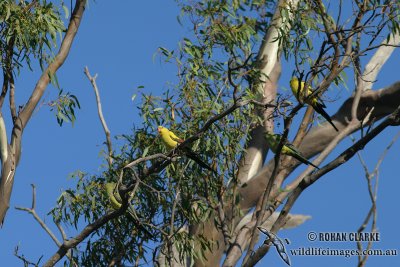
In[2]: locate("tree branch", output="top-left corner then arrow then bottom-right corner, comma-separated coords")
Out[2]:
84,66 -> 113,166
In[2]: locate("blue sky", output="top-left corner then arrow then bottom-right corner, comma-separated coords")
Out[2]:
0,1 -> 399,266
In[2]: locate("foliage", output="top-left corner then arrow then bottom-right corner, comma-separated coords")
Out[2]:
0,0 -> 65,70
0,0 -> 80,126
48,89 -> 81,126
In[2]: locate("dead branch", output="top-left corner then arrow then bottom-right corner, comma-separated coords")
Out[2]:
84,66 -> 113,166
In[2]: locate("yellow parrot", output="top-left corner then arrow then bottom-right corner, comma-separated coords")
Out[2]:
157,126 -> 216,174
157,126 -> 184,150
290,77 -> 339,131
265,132 -> 319,169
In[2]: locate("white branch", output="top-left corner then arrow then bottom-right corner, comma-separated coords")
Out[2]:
0,112 -> 8,163
84,67 -> 113,166
362,33 -> 400,90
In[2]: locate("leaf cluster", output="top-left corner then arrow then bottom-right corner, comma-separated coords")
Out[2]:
0,0 -> 65,71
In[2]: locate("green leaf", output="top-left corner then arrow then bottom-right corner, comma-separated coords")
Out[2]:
153,107 -> 164,112
142,146 -> 150,158
62,4 -> 69,19
65,190 -> 77,200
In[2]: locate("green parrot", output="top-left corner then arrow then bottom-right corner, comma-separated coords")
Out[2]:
105,182 -> 123,210
265,132 -> 319,169
105,182 -> 153,238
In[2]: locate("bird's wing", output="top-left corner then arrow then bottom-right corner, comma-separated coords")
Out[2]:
169,130 -> 183,143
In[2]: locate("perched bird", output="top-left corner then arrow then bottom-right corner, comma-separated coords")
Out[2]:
105,182 -> 123,210
157,126 -> 216,174
105,182 -> 153,238
265,132 -> 319,169
290,77 -> 339,131
157,126 -> 184,150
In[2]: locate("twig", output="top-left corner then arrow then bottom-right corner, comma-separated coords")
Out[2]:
56,221 -> 68,242
44,208 -> 125,266
14,245 -> 42,267
216,179 -> 231,247
84,66 -> 113,166
124,153 -> 174,169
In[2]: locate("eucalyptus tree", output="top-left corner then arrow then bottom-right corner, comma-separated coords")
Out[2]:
3,1 -> 400,267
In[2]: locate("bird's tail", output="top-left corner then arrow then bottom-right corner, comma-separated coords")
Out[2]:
185,149 -> 217,175
291,152 -> 320,169
313,102 -> 339,131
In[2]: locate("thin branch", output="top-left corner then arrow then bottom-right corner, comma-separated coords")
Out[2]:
55,222 -> 67,242
166,189 -> 180,266
0,73 -> 9,109
124,153 -> 174,169
281,105 -> 375,196
15,184 -> 76,266
84,67 -> 113,166
241,102 -> 302,265
216,179 -> 231,247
